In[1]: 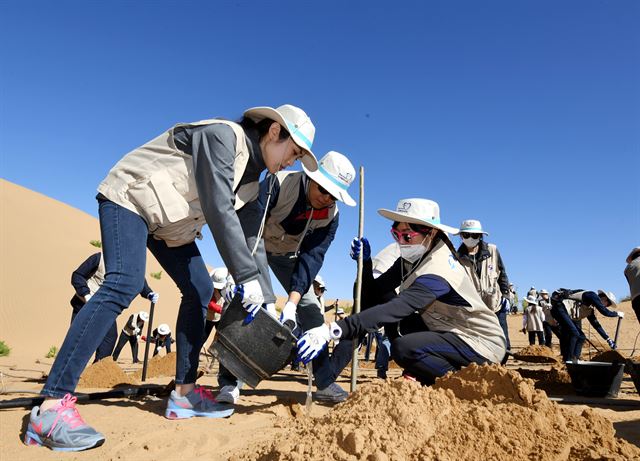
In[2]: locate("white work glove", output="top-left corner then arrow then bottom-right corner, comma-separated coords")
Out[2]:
280,301 -> 298,330
297,322 -> 342,364
134,327 -> 141,335
155,346 -> 161,353
84,293 -> 92,302
264,302 -> 278,318
236,279 -> 264,322
617,311 -> 625,318
147,291 -> 160,303
224,277 -> 236,303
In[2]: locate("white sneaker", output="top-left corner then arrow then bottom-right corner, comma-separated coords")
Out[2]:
216,385 -> 240,404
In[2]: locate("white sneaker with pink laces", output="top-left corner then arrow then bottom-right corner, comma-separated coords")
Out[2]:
165,385 -> 234,419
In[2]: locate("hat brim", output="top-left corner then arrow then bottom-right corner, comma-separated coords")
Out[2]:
212,281 -> 226,289
377,208 -> 459,235
460,230 -> 489,236
626,247 -> 640,264
303,164 -> 356,206
244,106 -> 318,172
597,290 -> 617,307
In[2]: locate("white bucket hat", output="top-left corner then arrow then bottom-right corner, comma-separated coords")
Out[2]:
303,151 -> 356,206
597,290 -> 617,307
525,295 -> 538,305
459,219 -> 489,235
210,267 -> 229,290
138,311 -> 149,322
336,307 -> 345,315
244,104 -> 318,171
626,246 -> 640,264
314,274 -> 326,289
539,289 -> 549,295
378,198 -> 458,237
157,323 -> 171,335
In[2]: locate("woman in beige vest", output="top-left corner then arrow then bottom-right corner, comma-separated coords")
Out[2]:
26,105 -> 318,452
297,198 -> 506,385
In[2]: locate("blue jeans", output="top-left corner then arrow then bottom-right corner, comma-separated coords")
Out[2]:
551,301 -> 585,361
496,309 -> 511,350
42,199 -> 212,398
70,307 -> 117,362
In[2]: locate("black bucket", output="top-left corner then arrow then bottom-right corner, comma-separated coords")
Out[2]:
565,361 -> 625,398
627,360 -> 640,395
211,297 -> 297,388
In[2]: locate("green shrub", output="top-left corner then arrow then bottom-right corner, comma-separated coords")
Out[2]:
89,240 -> 102,248
150,271 -> 162,280
45,346 -> 58,358
0,340 -> 10,357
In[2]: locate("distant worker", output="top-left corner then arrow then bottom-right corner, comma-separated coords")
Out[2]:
538,289 -> 558,347
521,296 -> 545,345
204,268 -> 230,342
550,289 -> 623,361
527,286 -> 537,299
146,324 -> 174,356
507,283 -> 517,314
112,311 -> 149,363
457,220 -> 512,350
312,275 -> 327,312
625,247 -> 640,324
70,252 -> 158,362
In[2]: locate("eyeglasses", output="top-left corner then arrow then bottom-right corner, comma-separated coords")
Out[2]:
317,184 -> 336,200
460,232 -> 481,239
391,227 -> 424,244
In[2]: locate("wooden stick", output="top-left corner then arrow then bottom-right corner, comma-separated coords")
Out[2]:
351,167 -> 364,392
141,301 -> 156,382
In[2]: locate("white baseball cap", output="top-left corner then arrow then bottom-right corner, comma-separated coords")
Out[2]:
378,198 -> 459,236
597,290 -> 617,307
459,219 -> 489,235
157,323 -> 171,335
303,151 -> 356,206
210,267 -> 229,290
244,104 -> 318,171
314,275 -> 326,289
138,311 -> 149,322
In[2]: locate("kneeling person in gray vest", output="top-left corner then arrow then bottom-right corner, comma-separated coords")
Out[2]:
297,198 -> 507,386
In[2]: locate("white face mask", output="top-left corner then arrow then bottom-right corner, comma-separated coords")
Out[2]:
399,233 -> 432,263
463,237 -> 480,248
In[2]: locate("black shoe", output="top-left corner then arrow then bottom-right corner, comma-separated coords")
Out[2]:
314,383 -> 348,403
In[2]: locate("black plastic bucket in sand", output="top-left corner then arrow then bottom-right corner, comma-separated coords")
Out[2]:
627,360 -> 640,395
211,297 -> 297,388
565,361 -> 625,398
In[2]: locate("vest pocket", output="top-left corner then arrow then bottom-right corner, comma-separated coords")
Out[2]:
127,170 -> 191,225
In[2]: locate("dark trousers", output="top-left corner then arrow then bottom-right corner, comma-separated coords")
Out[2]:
496,309 -> 511,350
528,331 -> 544,345
551,301 -> 585,361
70,307 -> 118,363
113,332 -> 139,363
633,297 -> 640,325
542,321 -> 560,348
391,331 -> 489,385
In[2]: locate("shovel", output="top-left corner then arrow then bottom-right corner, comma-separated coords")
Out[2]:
305,362 -> 313,413
613,316 -> 623,349
141,301 -> 156,382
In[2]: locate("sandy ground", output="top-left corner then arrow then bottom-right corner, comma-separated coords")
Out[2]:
1,179 -> 639,459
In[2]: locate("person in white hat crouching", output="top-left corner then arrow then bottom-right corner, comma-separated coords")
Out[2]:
297,198 -> 507,385
550,288 -> 624,361
146,323 -> 175,357
112,311 -> 150,363
456,219 -> 513,352
227,151 -> 357,403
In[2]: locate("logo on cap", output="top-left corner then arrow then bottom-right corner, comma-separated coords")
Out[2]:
397,202 -> 412,213
338,171 -> 353,183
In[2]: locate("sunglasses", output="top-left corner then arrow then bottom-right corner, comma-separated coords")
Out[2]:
317,184 -> 336,200
461,232 -> 481,239
391,227 -> 424,244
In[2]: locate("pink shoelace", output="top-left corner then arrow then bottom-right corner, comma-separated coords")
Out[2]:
193,386 -> 217,402
47,394 -> 86,437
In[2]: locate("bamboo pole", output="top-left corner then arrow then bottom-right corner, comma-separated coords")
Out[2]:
351,167 -> 364,392
141,301 -> 156,382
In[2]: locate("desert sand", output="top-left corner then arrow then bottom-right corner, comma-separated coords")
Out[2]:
1,178 -> 639,460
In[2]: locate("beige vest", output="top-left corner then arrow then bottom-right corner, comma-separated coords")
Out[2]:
263,171 -> 338,255
461,243 -> 503,312
86,254 -> 106,297
400,240 -> 506,363
97,120 -> 258,247
523,305 -> 544,331
562,290 -> 592,320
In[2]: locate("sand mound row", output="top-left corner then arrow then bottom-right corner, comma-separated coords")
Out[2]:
77,358 -> 138,388
513,345 -> 559,363
133,352 -> 176,380
232,364 -> 639,461
516,364 -> 574,395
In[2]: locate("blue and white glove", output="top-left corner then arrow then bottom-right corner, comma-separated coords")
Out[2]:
147,292 -> 160,304
606,338 -> 616,349
280,301 -> 297,330
500,297 -> 510,312
236,279 -> 264,323
224,277 -> 236,303
617,311 -> 625,318
297,322 -> 342,364
350,237 -> 371,261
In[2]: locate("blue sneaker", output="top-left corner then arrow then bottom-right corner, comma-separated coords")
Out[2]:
165,385 -> 234,419
23,394 -> 105,451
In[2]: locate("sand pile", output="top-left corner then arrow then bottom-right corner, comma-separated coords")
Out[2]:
590,350 -> 627,363
133,352 -> 176,380
232,364 -> 640,461
513,345 -> 559,363
77,358 -> 138,388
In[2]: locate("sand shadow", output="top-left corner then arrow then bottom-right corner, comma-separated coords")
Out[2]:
613,419 -> 640,448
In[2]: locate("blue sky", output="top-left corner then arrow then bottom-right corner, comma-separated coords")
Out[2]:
1,1 -> 638,302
